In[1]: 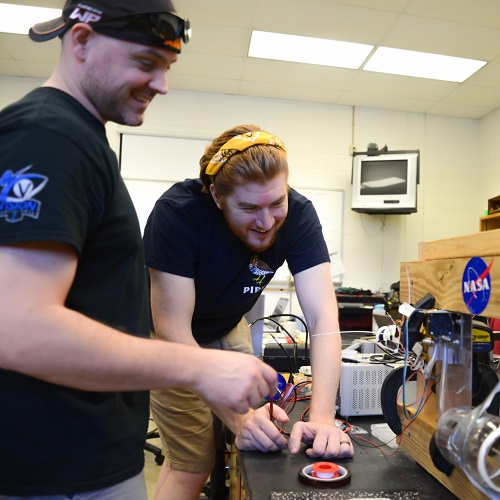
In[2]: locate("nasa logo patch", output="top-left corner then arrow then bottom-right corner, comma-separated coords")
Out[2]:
462,256 -> 494,314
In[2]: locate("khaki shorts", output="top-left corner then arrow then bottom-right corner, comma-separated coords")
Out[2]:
150,318 -> 253,473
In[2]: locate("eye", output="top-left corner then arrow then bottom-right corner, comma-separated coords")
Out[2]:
134,55 -> 161,71
138,59 -> 155,70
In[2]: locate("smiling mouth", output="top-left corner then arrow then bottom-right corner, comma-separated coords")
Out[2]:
132,92 -> 152,104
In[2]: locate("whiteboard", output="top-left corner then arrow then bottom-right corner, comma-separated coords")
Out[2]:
294,187 -> 343,257
272,187 -> 344,284
119,132 -> 209,234
123,179 -> 174,234
119,133 -> 207,180
119,133 -> 344,280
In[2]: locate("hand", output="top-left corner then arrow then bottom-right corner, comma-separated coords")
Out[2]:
235,404 -> 289,452
192,350 -> 277,414
288,421 -> 354,458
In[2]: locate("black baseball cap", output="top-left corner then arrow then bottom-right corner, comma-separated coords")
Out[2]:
29,0 -> 190,53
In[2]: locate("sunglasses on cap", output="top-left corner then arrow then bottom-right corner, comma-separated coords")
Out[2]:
149,12 -> 191,44
94,12 -> 191,52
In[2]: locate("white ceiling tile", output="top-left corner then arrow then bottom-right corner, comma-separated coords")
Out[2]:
240,80 -> 344,103
173,52 -> 245,79
252,0 -> 400,43
16,59 -> 53,78
0,58 -> 24,76
466,61 -> 500,87
1,0 -> 62,7
241,58 -> 356,90
441,84 -> 500,109
348,71 -> 457,100
406,0 -> 500,30
427,101 -> 492,119
174,0 -> 257,28
0,44 -> 10,59
2,0 -> 500,118
185,24 -> 250,57
336,91 -> 434,114
168,74 -> 241,95
321,0 -> 411,10
381,14 -> 500,60
0,34 -> 59,63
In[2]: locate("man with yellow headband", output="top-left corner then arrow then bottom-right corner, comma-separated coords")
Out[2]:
144,124 -> 353,500
0,4 -> 279,499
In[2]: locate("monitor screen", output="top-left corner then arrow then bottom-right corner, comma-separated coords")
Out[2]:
351,151 -> 419,214
360,159 -> 408,196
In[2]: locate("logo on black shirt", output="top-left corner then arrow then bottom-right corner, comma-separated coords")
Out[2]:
246,254 -> 275,291
0,166 -> 49,223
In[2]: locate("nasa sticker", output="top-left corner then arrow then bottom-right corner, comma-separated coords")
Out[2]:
462,256 -> 494,314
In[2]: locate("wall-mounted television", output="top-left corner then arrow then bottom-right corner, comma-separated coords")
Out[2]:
351,150 -> 420,214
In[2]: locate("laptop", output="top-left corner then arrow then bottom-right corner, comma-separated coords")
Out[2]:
372,311 -> 394,329
265,297 -> 289,329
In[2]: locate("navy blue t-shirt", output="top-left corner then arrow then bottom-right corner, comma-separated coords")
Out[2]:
143,178 -> 330,343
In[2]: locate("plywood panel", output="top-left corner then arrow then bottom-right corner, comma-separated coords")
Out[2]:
400,256 -> 500,316
418,230 -> 500,261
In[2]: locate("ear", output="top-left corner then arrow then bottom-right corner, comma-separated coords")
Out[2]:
209,184 -> 223,210
68,23 -> 95,61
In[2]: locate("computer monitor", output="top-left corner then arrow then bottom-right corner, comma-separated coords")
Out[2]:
351,151 -> 419,214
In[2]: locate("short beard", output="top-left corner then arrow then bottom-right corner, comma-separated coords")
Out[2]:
222,209 -> 284,253
80,58 -> 143,126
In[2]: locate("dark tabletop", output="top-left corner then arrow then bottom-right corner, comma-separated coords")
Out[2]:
238,411 -> 458,500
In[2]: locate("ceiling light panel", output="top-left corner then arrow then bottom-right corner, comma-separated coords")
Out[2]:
363,46 -> 487,83
0,3 -> 61,35
249,30 -> 373,69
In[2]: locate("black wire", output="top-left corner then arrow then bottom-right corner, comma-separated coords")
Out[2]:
268,313 -> 310,365
250,314 -> 310,371
250,316 -> 301,381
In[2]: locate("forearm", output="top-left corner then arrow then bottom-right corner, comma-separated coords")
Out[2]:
294,263 -> 342,423
308,331 -> 342,422
0,303 -> 203,392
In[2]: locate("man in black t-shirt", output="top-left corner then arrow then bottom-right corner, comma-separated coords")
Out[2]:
0,2 -> 277,498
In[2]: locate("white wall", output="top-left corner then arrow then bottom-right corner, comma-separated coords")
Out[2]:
1,75 -> 487,300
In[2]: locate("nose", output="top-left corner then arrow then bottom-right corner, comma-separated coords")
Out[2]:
255,209 -> 274,230
149,70 -> 168,95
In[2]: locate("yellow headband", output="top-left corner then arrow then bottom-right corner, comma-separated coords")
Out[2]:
205,131 -> 287,176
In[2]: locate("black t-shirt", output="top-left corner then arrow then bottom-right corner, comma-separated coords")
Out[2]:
0,88 -> 150,495
143,178 -> 330,343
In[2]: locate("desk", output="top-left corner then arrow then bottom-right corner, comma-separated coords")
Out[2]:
231,407 -> 458,500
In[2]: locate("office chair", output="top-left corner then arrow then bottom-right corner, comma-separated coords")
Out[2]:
145,421 -> 164,465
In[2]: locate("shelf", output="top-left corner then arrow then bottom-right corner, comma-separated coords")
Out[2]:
480,212 -> 500,231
